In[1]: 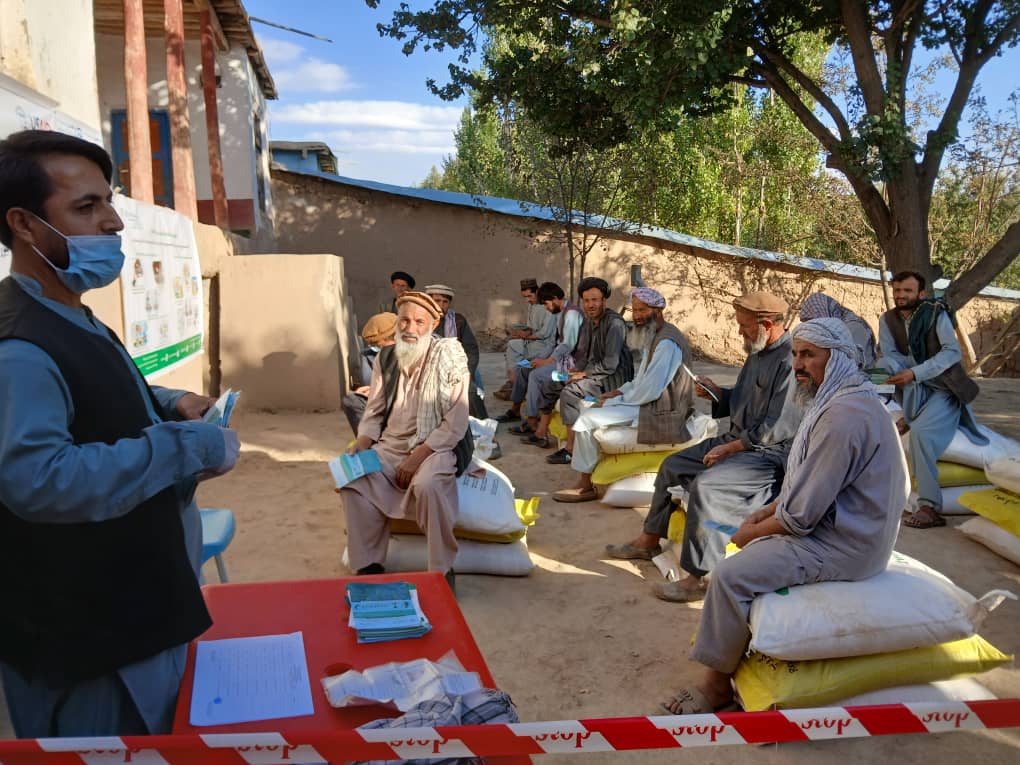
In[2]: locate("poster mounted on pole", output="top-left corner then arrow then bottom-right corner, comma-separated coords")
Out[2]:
116,194 -> 204,379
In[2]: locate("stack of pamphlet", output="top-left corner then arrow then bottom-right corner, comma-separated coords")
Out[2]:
329,450 -> 384,490
345,581 -> 431,644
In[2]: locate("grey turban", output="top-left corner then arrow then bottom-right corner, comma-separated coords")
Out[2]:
792,317 -> 860,364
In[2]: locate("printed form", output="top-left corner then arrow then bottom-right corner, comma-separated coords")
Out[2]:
190,631 -> 315,726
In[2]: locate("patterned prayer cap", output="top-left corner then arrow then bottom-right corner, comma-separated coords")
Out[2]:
520,278 -> 539,291
396,291 -> 442,320
631,287 -> 666,308
424,283 -> 455,298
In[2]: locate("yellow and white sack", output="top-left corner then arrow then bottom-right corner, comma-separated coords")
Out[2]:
748,551 -> 1015,661
959,517 -> 1020,567
595,412 -> 717,455
985,456 -> 1020,495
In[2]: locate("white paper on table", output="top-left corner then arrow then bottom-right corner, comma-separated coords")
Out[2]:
190,631 -> 315,726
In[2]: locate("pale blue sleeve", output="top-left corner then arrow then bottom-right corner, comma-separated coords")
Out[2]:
0,340 -> 227,524
877,316 -> 910,373
911,312 -> 962,382
609,340 -> 683,407
552,311 -> 583,360
535,307 -> 558,342
152,386 -> 188,421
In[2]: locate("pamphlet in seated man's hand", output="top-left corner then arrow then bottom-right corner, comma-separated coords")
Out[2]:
329,449 -> 384,490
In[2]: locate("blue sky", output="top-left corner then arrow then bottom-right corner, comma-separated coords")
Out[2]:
246,0 -> 473,186
246,1 -> 1019,188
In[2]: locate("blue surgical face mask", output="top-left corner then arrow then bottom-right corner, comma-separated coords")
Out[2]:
31,216 -> 125,293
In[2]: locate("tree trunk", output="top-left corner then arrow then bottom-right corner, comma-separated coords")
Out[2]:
880,173 -> 935,288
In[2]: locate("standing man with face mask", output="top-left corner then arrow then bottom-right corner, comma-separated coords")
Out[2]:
0,131 -> 240,737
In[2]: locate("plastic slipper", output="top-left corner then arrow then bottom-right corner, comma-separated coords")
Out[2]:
552,487 -> 598,503
508,423 -> 533,435
495,411 -> 521,423
658,686 -> 739,715
903,506 -> 946,529
605,542 -> 662,561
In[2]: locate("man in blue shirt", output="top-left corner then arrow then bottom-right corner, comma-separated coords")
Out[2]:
0,130 -> 240,737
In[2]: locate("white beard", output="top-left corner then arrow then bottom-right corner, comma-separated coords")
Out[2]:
744,325 -> 769,354
627,322 -> 656,355
395,334 -> 429,370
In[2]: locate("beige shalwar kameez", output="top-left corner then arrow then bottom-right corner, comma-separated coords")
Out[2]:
341,338 -> 469,572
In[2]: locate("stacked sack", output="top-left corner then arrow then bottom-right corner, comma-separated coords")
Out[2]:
957,457 -> 1020,566
593,414 -> 719,508
731,551 -> 1014,711
889,399 -> 1020,515
343,459 -> 538,576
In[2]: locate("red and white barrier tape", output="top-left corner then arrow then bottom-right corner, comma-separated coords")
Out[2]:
0,699 -> 1018,763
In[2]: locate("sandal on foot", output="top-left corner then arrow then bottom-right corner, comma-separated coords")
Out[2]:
658,686 -> 738,715
521,434 -> 552,448
508,423 -> 533,435
653,579 -> 708,603
605,542 -> 662,561
553,487 -> 599,503
495,411 -> 521,424
546,447 -> 572,464
903,506 -> 946,529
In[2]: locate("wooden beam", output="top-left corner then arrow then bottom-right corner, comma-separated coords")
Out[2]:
201,8 -> 229,228
164,0 -> 198,220
123,0 -> 154,204
190,0 -> 228,50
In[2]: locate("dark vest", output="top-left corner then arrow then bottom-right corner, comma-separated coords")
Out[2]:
637,323 -> 696,445
574,308 -> 634,391
0,277 -> 211,688
378,343 -> 474,476
882,306 -> 979,405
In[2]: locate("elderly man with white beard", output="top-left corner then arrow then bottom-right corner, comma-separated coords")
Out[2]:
606,292 -> 800,603
552,287 -> 694,503
340,292 -> 472,590
660,318 -> 907,714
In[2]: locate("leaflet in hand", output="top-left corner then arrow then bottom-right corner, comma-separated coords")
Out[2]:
203,389 -> 240,427
329,450 -> 383,490
516,359 -> 532,368
703,520 -> 739,535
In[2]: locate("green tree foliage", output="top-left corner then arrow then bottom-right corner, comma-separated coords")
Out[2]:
371,0 -> 1020,308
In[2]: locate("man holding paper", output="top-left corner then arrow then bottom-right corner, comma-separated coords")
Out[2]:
341,291 -> 473,585
0,131 -> 239,737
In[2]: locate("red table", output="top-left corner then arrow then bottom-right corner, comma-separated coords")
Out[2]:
174,572 -> 529,762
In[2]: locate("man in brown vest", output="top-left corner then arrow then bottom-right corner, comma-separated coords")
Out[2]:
878,271 -> 986,529
553,287 -> 693,502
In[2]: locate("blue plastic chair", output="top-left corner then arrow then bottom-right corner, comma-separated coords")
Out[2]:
200,508 -> 236,583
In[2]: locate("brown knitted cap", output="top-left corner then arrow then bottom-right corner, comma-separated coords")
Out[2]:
396,291 -> 442,320
361,312 -> 398,345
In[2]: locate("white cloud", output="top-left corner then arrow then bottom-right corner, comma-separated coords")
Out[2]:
310,129 -> 455,155
271,100 -> 463,132
258,36 -> 355,94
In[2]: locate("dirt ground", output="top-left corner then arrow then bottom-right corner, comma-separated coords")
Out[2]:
2,353 -> 1018,763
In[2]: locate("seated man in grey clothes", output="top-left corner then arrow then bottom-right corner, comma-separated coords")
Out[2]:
661,318 -> 906,714
606,292 -> 799,602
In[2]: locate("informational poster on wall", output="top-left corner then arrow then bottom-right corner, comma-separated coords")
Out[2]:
116,194 -> 204,379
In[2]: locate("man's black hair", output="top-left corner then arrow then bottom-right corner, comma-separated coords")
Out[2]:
577,276 -> 610,298
0,130 -> 114,248
537,281 -> 565,302
891,270 -> 926,291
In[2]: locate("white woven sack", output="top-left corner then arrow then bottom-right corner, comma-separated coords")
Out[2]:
959,517 -> 1020,567
469,416 -> 499,460
382,534 -> 534,576
595,412 -> 718,455
985,457 -> 1020,495
455,458 -> 523,536
601,473 -> 657,508
748,551 -> 1013,661
936,424 -> 1020,469
837,678 -> 995,706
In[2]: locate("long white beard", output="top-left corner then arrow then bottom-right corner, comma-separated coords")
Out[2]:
627,322 -> 656,355
395,334 -> 429,370
744,325 -> 769,354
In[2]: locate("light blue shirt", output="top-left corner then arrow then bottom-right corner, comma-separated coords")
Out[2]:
551,308 -> 584,361
878,310 -> 961,384
605,337 -> 684,407
0,272 -> 225,733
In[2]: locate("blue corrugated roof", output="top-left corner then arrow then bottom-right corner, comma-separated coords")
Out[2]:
274,164 -> 1020,301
